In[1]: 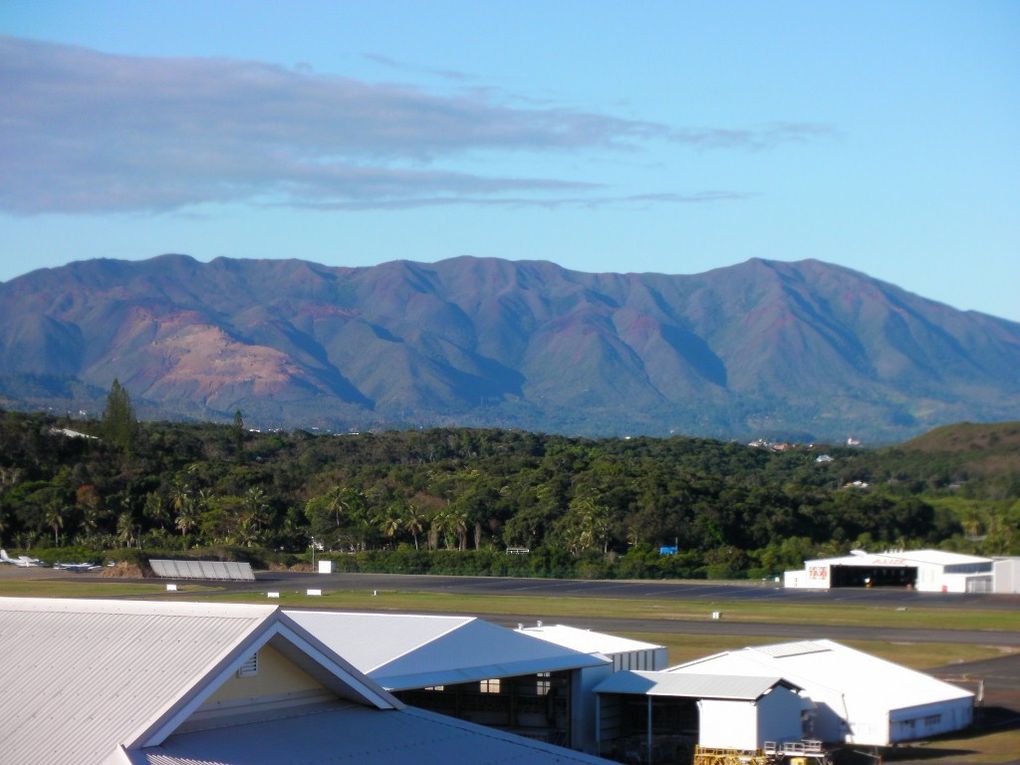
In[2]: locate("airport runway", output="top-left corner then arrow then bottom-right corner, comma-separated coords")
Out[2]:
249,571 -> 1020,647
254,570 -> 1020,610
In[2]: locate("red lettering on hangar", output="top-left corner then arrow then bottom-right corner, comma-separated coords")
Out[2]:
808,566 -> 828,579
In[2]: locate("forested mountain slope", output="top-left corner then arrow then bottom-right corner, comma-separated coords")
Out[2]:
1,255 -> 1018,441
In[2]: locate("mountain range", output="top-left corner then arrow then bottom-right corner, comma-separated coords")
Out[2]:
1,254 -> 1018,442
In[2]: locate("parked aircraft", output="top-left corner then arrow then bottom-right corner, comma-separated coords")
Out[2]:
53,561 -> 102,572
0,549 -> 43,567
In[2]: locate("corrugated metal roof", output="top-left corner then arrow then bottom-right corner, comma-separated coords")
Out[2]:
128,703 -> 612,764
669,639 -> 972,712
286,611 -> 608,690
595,670 -> 792,700
0,598 -> 274,765
518,624 -> 665,656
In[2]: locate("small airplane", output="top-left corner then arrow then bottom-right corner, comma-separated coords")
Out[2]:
0,549 -> 44,567
53,561 -> 103,572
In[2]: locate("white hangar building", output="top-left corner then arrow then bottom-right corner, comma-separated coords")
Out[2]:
286,610 -> 613,752
668,639 -> 974,747
0,598 -> 611,765
593,670 -> 804,761
518,623 -> 668,671
783,549 -> 993,592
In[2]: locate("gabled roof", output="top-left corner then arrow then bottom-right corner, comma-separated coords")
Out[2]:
595,670 -> 797,701
669,639 -> 972,710
0,598 -> 397,765
518,623 -> 665,656
116,704 -> 611,764
286,610 -> 610,690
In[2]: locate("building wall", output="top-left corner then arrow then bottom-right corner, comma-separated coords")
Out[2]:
888,698 -> 973,743
757,688 -> 804,746
994,558 -> 1020,593
180,643 -> 334,732
575,664 -> 614,752
698,699 -> 758,749
784,564 -> 830,589
202,644 -> 326,705
609,648 -> 669,671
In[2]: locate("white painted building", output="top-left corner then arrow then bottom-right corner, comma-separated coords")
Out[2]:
668,640 -> 974,746
0,598 -> 611,765
993,557 -> 1020,593
783,548 -> 993,592
518,623 -> 668,671
594,671 -> 803,757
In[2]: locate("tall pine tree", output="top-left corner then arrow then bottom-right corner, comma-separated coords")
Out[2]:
102,378 -> 137,451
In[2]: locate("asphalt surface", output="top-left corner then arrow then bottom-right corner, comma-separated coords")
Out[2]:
254,570 -> 1020,609
253,572 -> 1020,647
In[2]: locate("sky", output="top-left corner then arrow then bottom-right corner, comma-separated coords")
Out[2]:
1,1 -> 1018,321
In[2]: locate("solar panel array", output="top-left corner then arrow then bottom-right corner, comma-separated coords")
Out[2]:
149,559 -> 255,581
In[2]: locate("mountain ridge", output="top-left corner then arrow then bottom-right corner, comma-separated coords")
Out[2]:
1,254 -> 1018,441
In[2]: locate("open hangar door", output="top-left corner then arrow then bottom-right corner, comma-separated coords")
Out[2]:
830,564 -> 917,587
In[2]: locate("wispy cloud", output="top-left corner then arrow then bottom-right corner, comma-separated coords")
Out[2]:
671,122 -> 837,151
361,52 -> 472,82
0,36 -> 825,215
290,191 -> 755,211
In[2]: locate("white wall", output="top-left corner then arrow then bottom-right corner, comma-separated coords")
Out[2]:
994,558 -> 1020,593
699,699 -> 758,749
757,688 -> 804,745
889,699 -> 973,743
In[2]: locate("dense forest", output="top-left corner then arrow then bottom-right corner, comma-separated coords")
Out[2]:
1,395 -> 1018,579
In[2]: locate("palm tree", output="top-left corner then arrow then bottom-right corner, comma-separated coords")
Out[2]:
240,487 -> 270,546
116,512 -> 135,548
403,503 -> 425,551
44,503 -> 65,547
378,505 -> 402,546
449,510 -> 469,551
175,501 -> 198,541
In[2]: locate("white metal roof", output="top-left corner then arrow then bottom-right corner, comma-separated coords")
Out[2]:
669,639 -> 972,713
518,623 -> 665,656
805,549 -> 991,568
0,598 -> 398,765
120,703 -> 612,764
595,671 -> 795,701
286,610 -> 609,690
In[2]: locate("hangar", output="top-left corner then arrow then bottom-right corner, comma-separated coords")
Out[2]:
286,610 -> 612,752
593,671 -> 804,763
783,549 -> 993,592
0,598 -> 610,765
668,640 -> 974,747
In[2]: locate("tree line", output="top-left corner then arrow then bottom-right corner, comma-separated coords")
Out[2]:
0,399 -> 1017,578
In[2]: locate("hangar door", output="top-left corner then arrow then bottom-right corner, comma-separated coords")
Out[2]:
830,564 -> 917,587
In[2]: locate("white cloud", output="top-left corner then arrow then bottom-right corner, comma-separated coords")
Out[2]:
0,36 -> 826,214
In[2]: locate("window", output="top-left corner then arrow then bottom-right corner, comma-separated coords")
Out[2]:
424,685 -> 445,692
924,714 -> 942,726
536,672 -> 551,696
237,652 -> 258,678
480,678 -> 501,694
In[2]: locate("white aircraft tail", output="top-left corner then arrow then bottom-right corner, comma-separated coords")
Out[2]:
0,549 -> 12,563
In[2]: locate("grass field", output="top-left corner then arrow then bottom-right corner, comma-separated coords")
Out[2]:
184,586 -> 1020,632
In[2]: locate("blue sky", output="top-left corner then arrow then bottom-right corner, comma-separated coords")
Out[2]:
1,1 -> 1018,320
